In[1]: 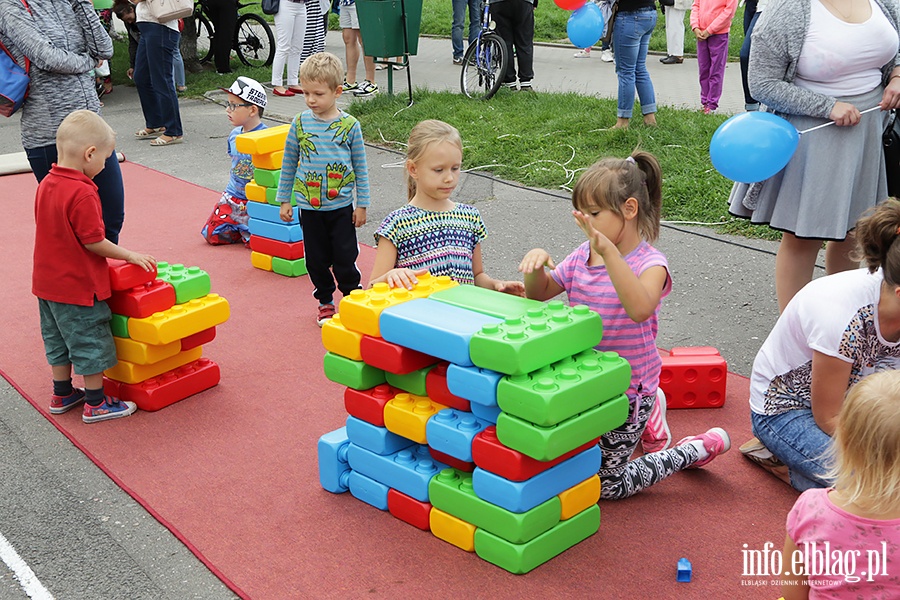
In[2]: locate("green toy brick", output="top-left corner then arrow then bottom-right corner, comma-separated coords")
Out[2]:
253,167 -> 281,188
496,394 -> 629,460
265,187 -> 297,206
110,313 -> 130,338
156,262 -> 212,304
272,256 -> 307,277
428,469 -> 560,544
323,352 -> 386,390
474,504 -> 600,574
469,301 -> 602,376
497,350 -> 631,426
385,364 -> 433,396
429,285 -> 544,320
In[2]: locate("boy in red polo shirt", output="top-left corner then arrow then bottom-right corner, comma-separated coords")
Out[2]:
33,110 -> 156,424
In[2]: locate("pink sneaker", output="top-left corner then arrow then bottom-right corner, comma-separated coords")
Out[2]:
640,388 -> 671,453
676,427 -> 731,468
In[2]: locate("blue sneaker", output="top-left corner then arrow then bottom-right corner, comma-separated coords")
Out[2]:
82,396 -> 137,423
49,388 -> 86,414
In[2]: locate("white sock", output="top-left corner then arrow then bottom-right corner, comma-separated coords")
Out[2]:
689,439 -> 709,461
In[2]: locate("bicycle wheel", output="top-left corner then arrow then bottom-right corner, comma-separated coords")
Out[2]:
192,13 -> 214,63
235,13 -> 275,68
460,32 -> 508,100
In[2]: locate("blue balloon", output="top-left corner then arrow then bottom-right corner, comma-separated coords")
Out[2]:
709,112 -> 800,183
567,3 -> 605,50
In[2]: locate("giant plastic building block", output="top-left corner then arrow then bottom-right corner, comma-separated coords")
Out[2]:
272,256 -> 307,277
251,150 -> 283,170
471,402 -> 502,424
253,167 -> 280,188
156,263 -> 211,304
382,393 -> 448,444
428,447 -> 475,473
497,350 -> 631,426
322,352 -> 386,390
360,335 -> 439,375
385,365 -> 432,396
248,219 -> 303,243
472,446 -> 601,513
338,284 -> 417,338
322,315 -> 364,361
345,415 -> 415,455
106,280 -> 176,319
425,409 -> 490,462
428,469 -> 560,544
660,348 -> 727,409
249,236 -> 304,261
387,489 -> 432,531
469,301 -> 602,376
344,384 -> 397,427
110,314 -> 129,338
245,181 -> 267,203
402,272 -> 458,300
318,426 -> 351,494
558,475 -> 600,520
380,299 -> 504,367
247,201 -> 298,224
127,294 -> 230,345
474,504 -> 600,575
251,251 -> 273,272
472,426 -> 601,482
430,285 -> 544,319
496,394 -> 628,461
430,507 -> 476,552
180,327 -> 216,351
109,358 -> 220,411
425,363 -> 471,412
347,444 -> 447,502
108,259 -> 157,291
104,346 -> 203,384
446,364 -> 502,407
112,336 -> 181,365
234,123 -> 290,155
348,470 -> 389,510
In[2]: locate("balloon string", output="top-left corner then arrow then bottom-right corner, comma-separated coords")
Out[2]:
797,106 -> 882,134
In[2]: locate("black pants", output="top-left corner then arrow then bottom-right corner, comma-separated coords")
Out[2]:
491,0 -> 535,84
301,205 -> 361,305
207,0 -> 238,73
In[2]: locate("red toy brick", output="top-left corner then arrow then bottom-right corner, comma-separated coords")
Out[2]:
387,488 -> 432,531
107,259 -> 157,291
471,426 -> 600,482
106,280 -> 176,319
344,384 -> 399,427
424,362 -> 471,412
660,351 -> 727,409
180,327 -> 217,351
669,346 -> 720,357
249,237 -> 305,260
110,358 -> 221,411
428,447 -> 475,472
359,335 -> 439,375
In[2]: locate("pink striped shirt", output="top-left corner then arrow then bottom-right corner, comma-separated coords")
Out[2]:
550,241 -> 671,396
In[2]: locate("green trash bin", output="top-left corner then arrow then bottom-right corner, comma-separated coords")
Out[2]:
355,0 -> 423,57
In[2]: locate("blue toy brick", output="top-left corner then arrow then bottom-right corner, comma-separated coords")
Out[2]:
347,443 -> 447,502
472,445 -> 601,513
379,299 -> 504,367
247,218 -> 303,243
471,402 -> 502,424
317,426 -> 351,493
246,201 -> 299,224
677,558 -> 692,582
348,470 -> 389,510
446,364 -> 502,407
425,409 -> 491,462
345,416 -> 416,456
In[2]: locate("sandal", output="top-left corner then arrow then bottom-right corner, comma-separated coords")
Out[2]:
135,127 -> 166,139
149,135 -> 183,146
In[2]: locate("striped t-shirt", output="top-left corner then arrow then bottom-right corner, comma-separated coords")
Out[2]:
550,240 -> 671,396
374,203 -> 487,285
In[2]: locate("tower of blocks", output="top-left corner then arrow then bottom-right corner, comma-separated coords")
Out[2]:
234,124 -> 308,278
316,277 -> 632,574
101,259 -> 230,411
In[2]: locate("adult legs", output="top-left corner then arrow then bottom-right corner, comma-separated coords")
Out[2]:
509,0 -> 535,86
135,23 -> 183,139
272,1 -> 306,88
775,233 -> 823,313
343,27 -> 360,82
490,1 -> 517,84
173,44 -> 186,89
467,0 -> 481,44
207,0 -> 237,73
663,6 -> 685,57
825,235 -> 859,275
740,10 -> 761,110
704,33 -> 729,111
750,410 -> 831,491
613,10 -> 657,123
451,0 -> 466,60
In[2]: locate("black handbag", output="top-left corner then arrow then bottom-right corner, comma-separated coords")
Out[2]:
262,0 -> 279,15
883,110 -> 900,197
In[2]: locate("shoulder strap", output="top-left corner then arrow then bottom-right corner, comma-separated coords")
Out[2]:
0,0 -> 32,74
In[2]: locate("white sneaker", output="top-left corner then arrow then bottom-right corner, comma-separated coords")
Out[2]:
352,81 -> 378,97
574,49 -> 591,58
600,49 -> 614,63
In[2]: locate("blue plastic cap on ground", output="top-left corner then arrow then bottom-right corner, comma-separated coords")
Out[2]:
677,557 -> 692,582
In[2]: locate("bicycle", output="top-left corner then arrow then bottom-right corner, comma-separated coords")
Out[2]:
459,3 -> 509,100
192,0 -> 275,68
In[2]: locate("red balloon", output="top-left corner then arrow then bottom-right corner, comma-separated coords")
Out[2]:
554,0 -> 587,10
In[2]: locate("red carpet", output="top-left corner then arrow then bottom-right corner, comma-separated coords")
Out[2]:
1,163 -> 798,599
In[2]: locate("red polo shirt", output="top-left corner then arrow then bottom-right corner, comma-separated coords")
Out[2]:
33,165 -> 111,306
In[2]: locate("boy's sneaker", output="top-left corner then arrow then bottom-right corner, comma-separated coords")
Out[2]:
353,81 -> 378,97
83,396 -> 137,424
640,388 -> 671,453
676,427 -> 731,468
600,49 -> 614,63
49,388 -> 86,414
317,303 -> 336,327
341,80 -> 359,92
452,57 -> 463,65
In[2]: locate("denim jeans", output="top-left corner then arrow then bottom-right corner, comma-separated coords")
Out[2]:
739,10 -> 761,108
613,8 -> 657,118
135,22 -> 183,137
26,144 -> 125,244
452,0 -> 481,59
750,410 -> 832,492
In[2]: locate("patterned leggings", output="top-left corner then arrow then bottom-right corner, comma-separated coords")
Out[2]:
599,393 -> 701,500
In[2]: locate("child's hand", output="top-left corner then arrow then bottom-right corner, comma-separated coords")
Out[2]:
279,202 -> 294,222
383,268 -> 423,290
352,207 -> 367,228
573,210 -> 616,257
127,251 -> 156,272
518,249 -> 555,274
495,279 -> 526,297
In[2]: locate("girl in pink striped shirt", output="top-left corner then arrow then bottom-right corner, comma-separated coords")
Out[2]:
518,151 -> 731,499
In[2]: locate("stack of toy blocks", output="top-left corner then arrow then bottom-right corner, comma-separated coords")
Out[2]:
317,279 -> 632,573
101,259 -> 229,411
234,124 -> 307,278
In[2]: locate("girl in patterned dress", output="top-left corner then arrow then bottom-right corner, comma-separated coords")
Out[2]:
369,120 -> 524,295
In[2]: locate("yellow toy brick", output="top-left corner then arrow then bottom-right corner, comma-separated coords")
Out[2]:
407,272 -> 458,299
112,336 -> 181,366
430,507 -> 476,552
558,475 -> 600,520
127,294 -> 230,345
252,150 -> 284,171
321,314 -> 363,361
383,393 -> 447,444
234,124 -> 290,156
251,251 -> 273,272
245,181 -> 268,203
105,347 -> 203,384
339,284 -> 416,337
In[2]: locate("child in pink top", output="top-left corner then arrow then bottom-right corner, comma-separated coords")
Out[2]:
691,0 -> 738,113
782,371 -> 900,599
518,151 -> 731,499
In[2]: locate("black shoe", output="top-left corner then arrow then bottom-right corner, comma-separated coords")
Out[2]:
660,55 -> 683,65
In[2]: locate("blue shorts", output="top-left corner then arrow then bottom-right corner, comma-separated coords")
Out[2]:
38,298 -> 118,376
